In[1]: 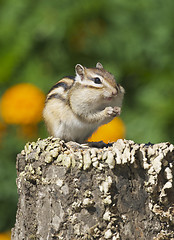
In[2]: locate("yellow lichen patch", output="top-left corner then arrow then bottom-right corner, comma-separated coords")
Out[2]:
0,83 -> 45,125
88,117 -> 126,144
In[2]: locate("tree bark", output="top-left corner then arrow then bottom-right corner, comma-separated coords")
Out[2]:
11,138 -> 174,240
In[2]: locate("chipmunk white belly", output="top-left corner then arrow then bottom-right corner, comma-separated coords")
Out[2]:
53,116 -> 98,143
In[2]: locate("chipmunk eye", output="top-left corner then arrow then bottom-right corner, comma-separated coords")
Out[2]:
94,77 -> 102,84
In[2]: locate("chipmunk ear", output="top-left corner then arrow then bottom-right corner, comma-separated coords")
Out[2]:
96,62 -> 103,69
75,64 -> 85,80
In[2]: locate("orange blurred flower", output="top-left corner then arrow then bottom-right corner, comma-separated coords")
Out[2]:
0,83 -> 45,125
88,117 -> 126,143
0,121 -> 6,143
0,231 -> 11,240
0,121 -> 6,134
19,124 -> 38,139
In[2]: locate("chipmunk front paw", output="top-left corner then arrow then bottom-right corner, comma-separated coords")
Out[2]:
105,106 -> 121,117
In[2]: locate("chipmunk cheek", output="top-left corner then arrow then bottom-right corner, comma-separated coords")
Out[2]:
103,92 -> 113,101
103,89 -> 116,99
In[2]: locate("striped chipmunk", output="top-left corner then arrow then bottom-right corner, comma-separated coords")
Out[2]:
43,62 -> 125,144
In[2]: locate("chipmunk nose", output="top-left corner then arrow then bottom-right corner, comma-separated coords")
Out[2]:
112,88 -> 117,96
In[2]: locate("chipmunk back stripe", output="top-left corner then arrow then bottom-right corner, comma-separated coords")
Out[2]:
46,93 -> 66,102
64,76 -> 75,81
48,80 -> 74,94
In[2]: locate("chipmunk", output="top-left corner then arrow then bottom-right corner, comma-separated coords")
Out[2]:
43,62 -> 125,144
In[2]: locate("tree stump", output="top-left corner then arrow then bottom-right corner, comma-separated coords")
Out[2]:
11,138 -> 174,240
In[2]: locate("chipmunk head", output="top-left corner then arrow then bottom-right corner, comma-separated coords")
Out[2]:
75,62 -> 124,103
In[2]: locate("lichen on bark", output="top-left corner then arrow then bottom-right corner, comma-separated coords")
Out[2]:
12,138 -> 174,240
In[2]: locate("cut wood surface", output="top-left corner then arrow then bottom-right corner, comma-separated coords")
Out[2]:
11,138 -> 174,240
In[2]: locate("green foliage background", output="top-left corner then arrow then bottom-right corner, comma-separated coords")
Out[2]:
0,0 -> 174,231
